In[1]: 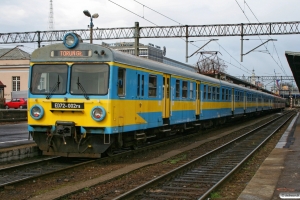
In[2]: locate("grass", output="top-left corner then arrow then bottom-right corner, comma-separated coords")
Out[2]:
165,154 -> 187,164
210,191 -> 222,198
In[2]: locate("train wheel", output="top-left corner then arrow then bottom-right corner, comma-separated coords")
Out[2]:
131,142 -> 138,150
106,147 -> 114,157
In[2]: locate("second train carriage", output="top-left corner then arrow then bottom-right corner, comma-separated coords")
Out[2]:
28,33 -> 285,157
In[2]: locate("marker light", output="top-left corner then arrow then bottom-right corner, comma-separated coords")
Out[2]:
30,105 -> 44,120
91,106 -> 106,122
63,33 -> 79,49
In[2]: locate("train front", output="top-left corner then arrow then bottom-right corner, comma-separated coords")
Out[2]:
28,33 -> 113,158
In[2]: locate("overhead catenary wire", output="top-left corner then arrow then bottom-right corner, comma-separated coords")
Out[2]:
244,1 -> 287,75
235,0 -> 287,76
109,0 -> 251,75
133,0 -> 251,74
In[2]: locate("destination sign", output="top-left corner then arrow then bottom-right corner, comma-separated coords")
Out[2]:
51,50 -> 91,57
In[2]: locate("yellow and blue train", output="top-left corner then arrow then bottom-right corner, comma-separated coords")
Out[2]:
28,32 -> 285,157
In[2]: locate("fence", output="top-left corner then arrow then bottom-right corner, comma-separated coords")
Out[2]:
0,109 -> 27,122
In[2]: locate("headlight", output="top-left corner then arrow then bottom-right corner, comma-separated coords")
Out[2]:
91,106 -> 106,122
63,33 -> 79,49
30,105 -> 44,120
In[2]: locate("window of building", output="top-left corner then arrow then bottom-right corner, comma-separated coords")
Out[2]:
182,81 -> 188,98
12,76 -> 20,91
118,68 -> 126,96
176,80 -> 180,98
148,75 -> 157,97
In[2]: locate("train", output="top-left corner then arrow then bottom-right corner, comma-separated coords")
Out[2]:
27,32 -> 286,158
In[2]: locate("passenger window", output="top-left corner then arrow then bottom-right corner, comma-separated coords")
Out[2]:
225,89 -> 228,100
137,74 -> 140,96
148,75 -> 157,97
182,81 -> 187,98
208,86 -> 211,100
189,82 -> 193,99
117,68 -> 126,96
203,85 -> 206,100
217,88 -> 220,100
141,75 -> 144,96
212,87 -> 215,100
176,80 -> 180,98
222,88 -> 225,100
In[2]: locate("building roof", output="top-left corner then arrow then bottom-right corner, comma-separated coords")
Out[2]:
0,47 -> 30,60
0,81 -> 6,88
285,51 -> 300,90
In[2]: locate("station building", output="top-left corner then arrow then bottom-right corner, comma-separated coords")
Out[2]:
0,47 -> 30,102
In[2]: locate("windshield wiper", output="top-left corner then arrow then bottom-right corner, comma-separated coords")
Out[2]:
46,75 -> 60,99
77,77 -> 90,100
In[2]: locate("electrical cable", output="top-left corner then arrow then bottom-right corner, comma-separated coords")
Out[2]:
235,0 -> 287,76
109,0 -> 251,74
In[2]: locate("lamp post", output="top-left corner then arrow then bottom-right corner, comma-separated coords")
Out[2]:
83,10 -> 99,44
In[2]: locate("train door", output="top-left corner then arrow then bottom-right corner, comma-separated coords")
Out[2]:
135,72 -> 145,127
231,88 -> 235,114
196,81 -> 200,116
163,74 -> 170,119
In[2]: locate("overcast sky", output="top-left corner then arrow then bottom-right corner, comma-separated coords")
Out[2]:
1,0 -> 299,88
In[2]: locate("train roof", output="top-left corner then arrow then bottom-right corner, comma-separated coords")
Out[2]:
31,42 -> 282,99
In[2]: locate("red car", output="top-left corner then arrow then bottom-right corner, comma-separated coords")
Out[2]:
5,98 -> 27,109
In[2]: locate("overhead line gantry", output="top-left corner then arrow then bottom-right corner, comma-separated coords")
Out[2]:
1,21 -> 299,46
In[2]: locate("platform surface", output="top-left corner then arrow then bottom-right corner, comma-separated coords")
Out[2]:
238,113 -> 300,200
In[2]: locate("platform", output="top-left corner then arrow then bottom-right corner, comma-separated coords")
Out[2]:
238,112 -> 300,200
0,122 -> 39,163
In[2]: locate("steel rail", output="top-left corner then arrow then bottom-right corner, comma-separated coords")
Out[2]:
0,111 -> 288,196
0,156 -> 95,188
198,111 -> 294,200
112,111 -> 294,200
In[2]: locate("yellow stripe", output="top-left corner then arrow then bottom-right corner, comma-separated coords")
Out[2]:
109,62 -> 164,75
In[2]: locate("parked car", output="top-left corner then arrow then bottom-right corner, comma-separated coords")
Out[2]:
4,98 -> 27,109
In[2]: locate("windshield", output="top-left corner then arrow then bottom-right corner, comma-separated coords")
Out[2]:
31,64 -> 68,94
70,64 -> 109,95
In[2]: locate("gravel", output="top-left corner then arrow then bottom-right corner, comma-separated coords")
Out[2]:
0,113 -> 288,200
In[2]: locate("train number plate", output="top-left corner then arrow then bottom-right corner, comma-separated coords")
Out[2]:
51,102 -> 84,109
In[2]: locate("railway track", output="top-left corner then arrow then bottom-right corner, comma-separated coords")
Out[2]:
0,110 -> 291,199
0,114 -> 239,188
112,111 -> 294,200
0,156 -> 95,187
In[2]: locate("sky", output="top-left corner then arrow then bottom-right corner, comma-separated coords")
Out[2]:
0,0 -> 299,89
